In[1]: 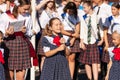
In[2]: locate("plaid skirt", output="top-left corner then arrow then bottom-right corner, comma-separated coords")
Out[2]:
70,38 -> 81,53
37,30 -> 44,55
0,63 -> 5,80
5,35 -> 31,70
79,43 -> 100,64
65,31 -> 81,53
102,34 -> 113,63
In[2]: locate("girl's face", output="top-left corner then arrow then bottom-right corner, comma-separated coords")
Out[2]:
111,6 -> 119,16
19,4 -> 30,15
47,2 -> 54,9
51,19 -> 62,35
67,9 -> 74,15
112,32 -> 120,47
83,3 -> 91,14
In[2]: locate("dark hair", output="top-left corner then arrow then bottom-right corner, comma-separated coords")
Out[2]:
83,0 -> 93,10
0,31 -> 3,37
63,2 -> 78,19
43,1 -> 56,11
12,0 -> 31,18
112,2 -> 120,9
44,17 -> 61,36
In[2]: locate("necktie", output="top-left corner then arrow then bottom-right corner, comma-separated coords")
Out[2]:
97,7 -> 100,15
87,16 -> 91,44
97,7 -> 101,40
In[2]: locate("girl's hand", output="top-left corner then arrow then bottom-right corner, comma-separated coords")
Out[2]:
5,26 -> 14,36
21,26 -> 26,33
70,38 -> 75,46
104,45 -> 109,52
72,33 -> 79,38
97,40 -> 103,46
105,75 -> 108,80
57,44 -> 66,51
60,38 -> 65,44
79,42 -> 86,50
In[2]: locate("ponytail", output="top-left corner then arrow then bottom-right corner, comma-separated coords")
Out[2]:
12,5 -> 19,18
43,24 -> 52,36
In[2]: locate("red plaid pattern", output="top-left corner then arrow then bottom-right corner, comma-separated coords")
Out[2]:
5,36 -> 31,70
37,30 -> 44,55
102,34 -> 113,63
70,38 -> 81,53
79,43 -> 100,64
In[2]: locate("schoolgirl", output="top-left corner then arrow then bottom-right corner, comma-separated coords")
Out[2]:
108,29 -> 120,80
0,31 -> 5,80
103,3 -> 120,80
39,17 -> 71,80
0,0 -> 38,79
79,1 -> 103,80
37,0 -> 58,71
60,2 -> 80,79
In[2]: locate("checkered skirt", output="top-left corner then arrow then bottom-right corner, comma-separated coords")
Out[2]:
37,30 -> 44,55
70,38 -> 81,53
5,36 -> 31,70
102,34 -> 113,63
79,43 -> 100,64
67,31 -> 81,53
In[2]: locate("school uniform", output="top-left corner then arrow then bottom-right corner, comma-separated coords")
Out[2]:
79,13 -> 101,64
94,3 -> 112,64
57,5 -> 65,18
0,13 -> 31,70
37,10 -> 59,55
18,14 -> 40,66
94,3 -> 112,28
61,13 -> 81,53
0,48 -> 5,80
102,15 -> 120,63
40,35 -> 71,80
39,10 -> 58,29
109,47 -> 120,80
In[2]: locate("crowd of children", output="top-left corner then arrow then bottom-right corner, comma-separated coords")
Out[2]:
0,0 -> 120,80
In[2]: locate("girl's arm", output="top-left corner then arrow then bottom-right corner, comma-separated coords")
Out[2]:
79,39 -> 86,50
104,28 -> 109,51
61,28 -> 73,37
36,0 -> 49,10
45,44 -> 66,57
105,60 -> 112,80
73,22 -> 80,38
70,23 -> 80,46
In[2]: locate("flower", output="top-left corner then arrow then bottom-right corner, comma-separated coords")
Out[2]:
112,48 -> 120,61
53,36 -> 61,46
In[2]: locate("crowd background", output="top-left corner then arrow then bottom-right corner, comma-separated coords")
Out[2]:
0,0 -> 120,80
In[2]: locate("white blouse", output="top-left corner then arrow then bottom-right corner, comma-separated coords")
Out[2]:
104,15 -> 120,34
40,10 -> 59,29
80,12 -> 103,44
94,3 -> 112,27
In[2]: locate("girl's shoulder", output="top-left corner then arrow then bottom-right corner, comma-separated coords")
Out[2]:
42,36 -> 54,46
